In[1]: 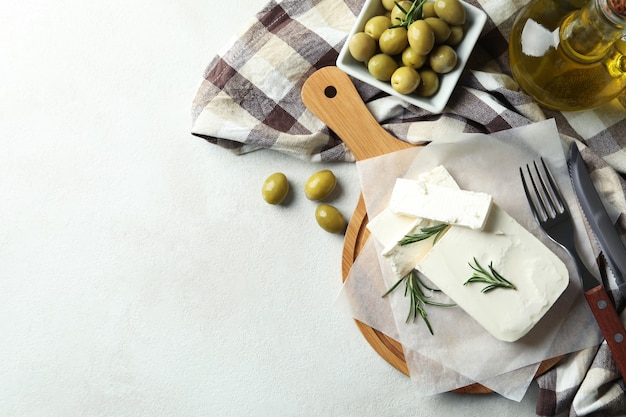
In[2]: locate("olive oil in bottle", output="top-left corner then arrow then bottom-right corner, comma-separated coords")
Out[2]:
509,0 -> 626,110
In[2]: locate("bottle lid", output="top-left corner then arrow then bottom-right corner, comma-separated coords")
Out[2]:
609,0 -> 626,17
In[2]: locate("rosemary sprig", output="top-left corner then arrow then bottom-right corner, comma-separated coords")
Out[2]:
390,0 -> 428,28
398,223 -> 449,246
382,270 -> 455,334
464,258 -> 517,293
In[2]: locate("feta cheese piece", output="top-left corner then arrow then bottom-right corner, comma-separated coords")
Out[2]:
368,208 -> 445,278
389,179 -> 493,230
366,207 -> 421,253
415,205 -> 569,342
367,165 -> 460,279
381,219 -> 446,279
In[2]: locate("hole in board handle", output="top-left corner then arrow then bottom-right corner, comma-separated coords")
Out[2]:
324,86 -> 337,98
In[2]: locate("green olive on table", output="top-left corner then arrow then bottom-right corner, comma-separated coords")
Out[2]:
367,53 -> 398,81
364,15 -> 391,40
429,44 -> 458,73
391,66 -> 421,94
434,0 -> 466,26
348,32 -> 377,62
315,204 -> 347,234
262,172 -> 289,205
304,169 -> 337,201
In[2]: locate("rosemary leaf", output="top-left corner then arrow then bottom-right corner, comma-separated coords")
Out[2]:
382,270 -> 455,335
390,0 -> 428,28
464,258 -> 516,293
398,223 -> 449,246
382,274 -> 406,297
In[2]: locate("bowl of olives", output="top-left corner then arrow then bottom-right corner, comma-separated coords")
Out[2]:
337,0 -> 487,113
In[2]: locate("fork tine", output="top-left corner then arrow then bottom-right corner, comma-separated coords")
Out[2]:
519,158 -> 567,223
538,158 -> 567,215
526,163 -> 550,220
533,160 -> 558,217
519,166 -> 543,222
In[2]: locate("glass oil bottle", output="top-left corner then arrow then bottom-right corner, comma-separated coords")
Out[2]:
509,0 -> 626,110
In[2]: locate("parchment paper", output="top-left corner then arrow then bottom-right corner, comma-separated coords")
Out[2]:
336,120 -> 603,400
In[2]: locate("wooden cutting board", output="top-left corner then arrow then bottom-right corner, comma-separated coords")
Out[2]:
301,66 -> 560,394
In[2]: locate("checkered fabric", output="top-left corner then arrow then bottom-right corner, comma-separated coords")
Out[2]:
191,0 -> 626,414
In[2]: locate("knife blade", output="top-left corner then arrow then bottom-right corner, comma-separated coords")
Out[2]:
568,142 -> 626,300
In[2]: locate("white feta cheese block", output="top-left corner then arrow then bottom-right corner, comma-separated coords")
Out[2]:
367,165 -> 460,280
415,204 -> 569,342
388,179 -> 493,230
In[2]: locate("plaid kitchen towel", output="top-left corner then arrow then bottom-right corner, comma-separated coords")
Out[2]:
191,0 -> 626,414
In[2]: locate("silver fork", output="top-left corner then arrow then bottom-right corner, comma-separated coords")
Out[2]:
520,158 -> 626,379
519,159 -> 597,289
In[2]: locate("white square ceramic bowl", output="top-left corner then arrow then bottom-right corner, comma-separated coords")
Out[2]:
336,0 -> 487,113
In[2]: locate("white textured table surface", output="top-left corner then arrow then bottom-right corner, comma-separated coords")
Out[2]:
1,0 -> 540,415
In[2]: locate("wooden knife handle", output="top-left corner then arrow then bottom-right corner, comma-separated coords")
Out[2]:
585,285 -> 626,379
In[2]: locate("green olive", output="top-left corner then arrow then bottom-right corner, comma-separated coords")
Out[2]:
434,0 -> 466,26
367,53 -> 398,81
446,25 -> 465,45
348,32 -> 377,63
422,1 -> 437,18
429,44 -> 458,73
379,27 -> 409,56
364,15 -> 391,41
416,69 -> 440,97
391,66 -> 421,94
304,169 -> 337,201
262,172 -> 289,205
315,204 -> 347,234
382,0 -> 397,11
390,1 -> 414,26
407,20 -> 435,55
401,46 -> 427,69
424,17 -> 451,44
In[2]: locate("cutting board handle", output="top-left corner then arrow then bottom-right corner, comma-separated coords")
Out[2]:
301,66 -> 413,161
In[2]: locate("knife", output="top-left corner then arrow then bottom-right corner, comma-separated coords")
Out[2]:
567,143 -> 626,379
568,142 -> 626,300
